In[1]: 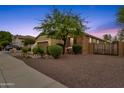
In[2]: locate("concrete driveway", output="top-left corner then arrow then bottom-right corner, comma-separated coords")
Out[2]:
0,52 -> 66,88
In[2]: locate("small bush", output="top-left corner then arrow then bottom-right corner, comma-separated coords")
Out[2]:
21,47 -> 29,57
0,40 -> 9,48
23,38 -> 35,46
22,47 -> 29,53
72,44 -> 82,54
46,46 -> 51,55
33,45 -> 44,57
48,45 -> 63,59
57,43 -> 64,54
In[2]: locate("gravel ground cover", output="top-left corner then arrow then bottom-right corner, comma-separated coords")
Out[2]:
15,55 -> 124,88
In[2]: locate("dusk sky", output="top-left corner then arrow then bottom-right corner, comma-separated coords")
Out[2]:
0,5 -> 122,38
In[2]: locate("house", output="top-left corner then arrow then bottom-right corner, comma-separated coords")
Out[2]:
12,35 -> 35,47
34,32 -> 124,56
33,32 -> 107,54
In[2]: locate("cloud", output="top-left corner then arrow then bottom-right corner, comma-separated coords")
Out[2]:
86,20 -> 122,39
87,28 -> 120,39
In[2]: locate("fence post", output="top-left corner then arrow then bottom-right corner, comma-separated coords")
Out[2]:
118,42 -> 124,56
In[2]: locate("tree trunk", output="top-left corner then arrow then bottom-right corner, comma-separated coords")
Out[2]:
63,39 -> 67,54
74,37 -> 77,44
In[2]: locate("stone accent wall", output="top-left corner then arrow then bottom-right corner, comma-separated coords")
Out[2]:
76,35 -> 93,55
82,36 -> 90,55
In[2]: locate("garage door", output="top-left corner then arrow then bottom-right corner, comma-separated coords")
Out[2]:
37,41 -> 48,49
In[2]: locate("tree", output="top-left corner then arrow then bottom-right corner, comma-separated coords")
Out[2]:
117,7 -> 124,25
0,31 -> 12,48
103,34 -> 112,42
117,29 -> 124,41
23,38 -> 35,46
116,7 -> 124,42
112,36 -> 118,42
34,9 -> 86,54
0,31 -> 12,42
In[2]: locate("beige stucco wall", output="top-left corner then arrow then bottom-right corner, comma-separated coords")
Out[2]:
35,35 -> 63,46
36,35 -> 50,44
50,39 -> 63,45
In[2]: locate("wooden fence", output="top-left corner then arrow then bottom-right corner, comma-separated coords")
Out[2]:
93,42 -> 119,56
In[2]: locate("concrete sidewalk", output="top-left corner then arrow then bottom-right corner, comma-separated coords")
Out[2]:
0,52 -> 66,88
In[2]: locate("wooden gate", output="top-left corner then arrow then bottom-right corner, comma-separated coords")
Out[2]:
93,42 -> 119,56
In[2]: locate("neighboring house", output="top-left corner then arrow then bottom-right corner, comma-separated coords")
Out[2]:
12,35 -> 35,47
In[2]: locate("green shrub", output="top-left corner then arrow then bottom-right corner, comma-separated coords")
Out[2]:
32,47 -> 37,54
72,44 -> 82,54
0,40 -> 9,48
48,45 -> 63,59
22,47 -> 29,53
23,38 -> 35,46
21,47 -> 28,57
46,46 -> 51,55
57,43 -> 64,54
33,45 -> 44,57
